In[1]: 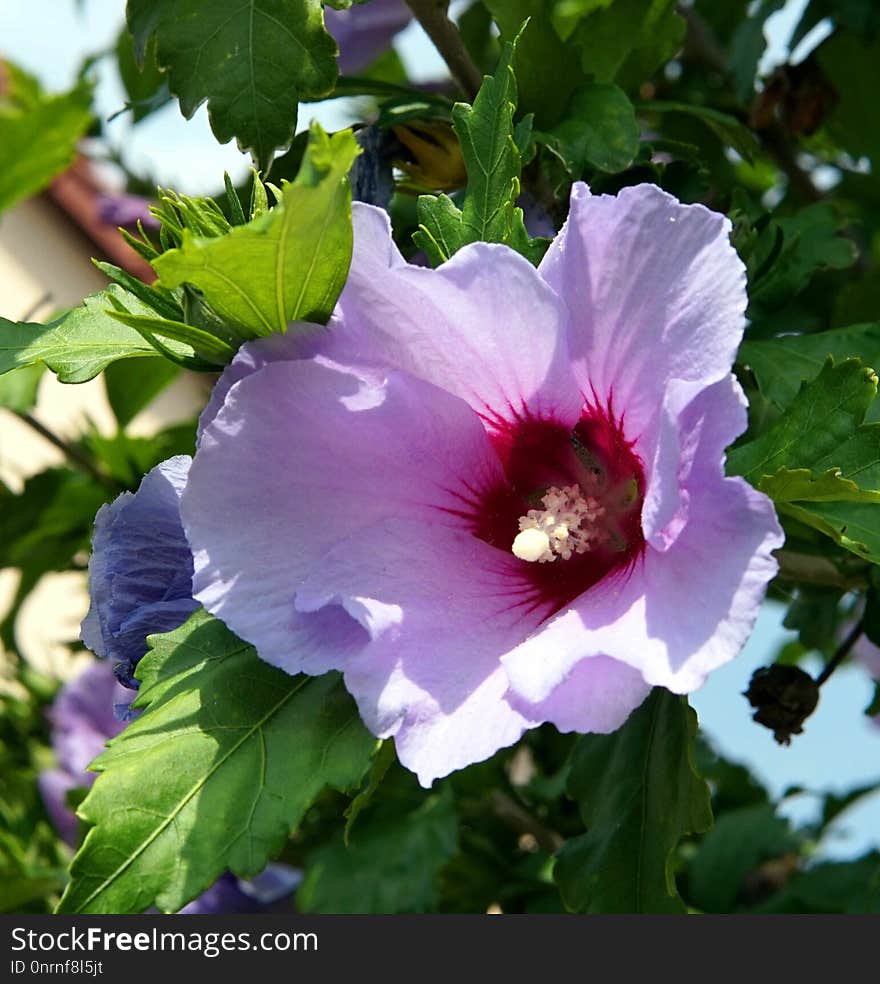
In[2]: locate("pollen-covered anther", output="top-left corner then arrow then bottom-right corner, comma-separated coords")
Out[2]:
511,484 -> 607,563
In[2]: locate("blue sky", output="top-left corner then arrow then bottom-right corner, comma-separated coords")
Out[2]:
3,0 -> 878,858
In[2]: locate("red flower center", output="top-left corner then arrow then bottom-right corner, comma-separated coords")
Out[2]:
458,398 -> 646,618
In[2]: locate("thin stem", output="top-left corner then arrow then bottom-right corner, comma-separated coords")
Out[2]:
774,549 -> 869,590
815,617 -> 864,687
13,411 -> 120,494
404,0 -> 483,101
490,790 -> 564,854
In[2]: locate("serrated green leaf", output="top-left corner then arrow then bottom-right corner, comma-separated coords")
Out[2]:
413,194 -> 464,266
298,785 -> 459,913
413,40 -> 544,265
127,0 -> 338,171
760,468 -> 880,505
0,287 -> 161,383
454,43 -> 523,245
729,358 -> 880,562
554,689 -> 713,913
545,82 -> 639,174
153,125 -> 358,333
739,323 -> 880,419
56,610 -> 375,914
0,66 -> 93,215
729,358 -> 878,484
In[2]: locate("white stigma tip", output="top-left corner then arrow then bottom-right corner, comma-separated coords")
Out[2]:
512,528 -> 551,563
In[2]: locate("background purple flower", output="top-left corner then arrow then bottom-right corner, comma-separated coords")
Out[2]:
96,193 -> 160,231
38,661 -> 129,846
39,659 -> 301,912
179,867 -> 301,914
80,456 -> 199,689
182,183 -> 782,786
324,0 -> 412,75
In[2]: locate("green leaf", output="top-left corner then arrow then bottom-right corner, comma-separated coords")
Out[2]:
564,0 -> 686,91
0,364 -> 45,412
748,204 -> 857,315
0,65 -> 93,215
639,100 -> 760,164
0,468 -> 109,650
783,586 -> 844,653
298,784 -> 459,913
818,30 -> 880,168
56,610 -> 375,914
115,29 -> 168,123
687,804 -> 798,913
103,358 -> 180,429
127,0 -> 338,171
483,2 -> 585,128
554,689 -> 713,913
0,287 -> 160,383
344,740 -> 397,844
729,359 -> 880,562
83,424 -> 196,487
728,0 -> 786,102
153,125 -> 359,333
739,323 -> 880,419
414,40 -> 542,265
454,41 -> 525,246
545,83 -> 639,174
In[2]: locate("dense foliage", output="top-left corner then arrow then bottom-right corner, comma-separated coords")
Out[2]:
2,0 -> 880,914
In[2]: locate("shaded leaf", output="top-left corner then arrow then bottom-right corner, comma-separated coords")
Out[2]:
57,610 -> 375,913
554,689 -> 713,913
299,785 -> 458,913
545,83 -> 639,174
103,358 -> 180,429
0,364 -> 45,413
687,804 -> 798,912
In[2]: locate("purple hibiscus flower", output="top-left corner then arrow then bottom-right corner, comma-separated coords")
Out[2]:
180,181 -> 783,787
80,456 -> 199,690
324,0 -> 412,75
39,660 -> 301,912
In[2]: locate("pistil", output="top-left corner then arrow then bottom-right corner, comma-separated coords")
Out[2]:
511,484 -> 608,563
